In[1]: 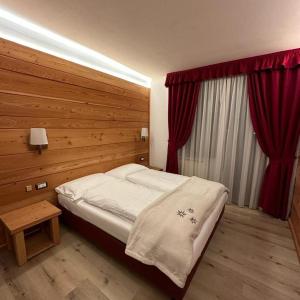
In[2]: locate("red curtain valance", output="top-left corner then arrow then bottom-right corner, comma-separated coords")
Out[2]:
165,48 -> 300,86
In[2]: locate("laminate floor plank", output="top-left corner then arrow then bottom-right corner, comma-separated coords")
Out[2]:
0,204 -> 299,300
65,279 -> 109,300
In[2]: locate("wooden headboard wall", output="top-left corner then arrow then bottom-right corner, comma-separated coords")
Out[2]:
0,38 -> 149,243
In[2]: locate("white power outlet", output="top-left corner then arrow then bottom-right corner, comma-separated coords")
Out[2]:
35,182 -> 48,190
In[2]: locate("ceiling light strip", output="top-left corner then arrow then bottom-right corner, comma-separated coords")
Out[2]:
0,7 -> 151,87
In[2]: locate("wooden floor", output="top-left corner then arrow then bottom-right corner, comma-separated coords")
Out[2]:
0,204 -> 299,300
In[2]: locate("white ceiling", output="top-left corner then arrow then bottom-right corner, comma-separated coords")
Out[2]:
0,0 -> 299,79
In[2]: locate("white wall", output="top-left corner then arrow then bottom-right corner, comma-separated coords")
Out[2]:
149,77 -> 168,170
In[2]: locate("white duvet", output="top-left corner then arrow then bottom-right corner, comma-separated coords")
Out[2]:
82,178 -> 163,222
81,166 -> 190,221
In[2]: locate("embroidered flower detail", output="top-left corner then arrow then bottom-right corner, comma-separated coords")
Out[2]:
177,210 -> 186,218
187,208 -> 194,213
190,217 -> 197,224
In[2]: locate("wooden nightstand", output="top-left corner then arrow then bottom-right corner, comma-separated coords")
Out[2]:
149,166 -> 164,171
0,201 -> 61,266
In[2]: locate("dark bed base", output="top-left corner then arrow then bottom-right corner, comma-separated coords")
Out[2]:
59,205 -> 224,300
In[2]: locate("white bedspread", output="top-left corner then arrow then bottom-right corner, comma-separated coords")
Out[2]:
125,176 -> 228,288
82,178 -> 163,222
127,169 -> 189,192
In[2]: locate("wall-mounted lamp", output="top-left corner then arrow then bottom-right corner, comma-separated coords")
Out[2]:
141,128 -> 149,142
30,128 -> 48,154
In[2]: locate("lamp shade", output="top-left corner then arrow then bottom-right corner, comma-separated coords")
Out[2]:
30,128 -> 48,145
141,128 -> 149,138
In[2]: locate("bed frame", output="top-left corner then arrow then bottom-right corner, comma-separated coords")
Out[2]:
59,205 -> 225,300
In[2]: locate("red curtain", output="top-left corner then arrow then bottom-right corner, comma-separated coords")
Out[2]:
166,48 -> 300,85
248,68 -> 300,219
165,49 -> 300,218
166,82 -> 201,173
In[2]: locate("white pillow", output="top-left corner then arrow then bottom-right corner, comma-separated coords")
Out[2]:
105,163 -> 148,179
55,173 -> 114,201
127,169 -> 189,192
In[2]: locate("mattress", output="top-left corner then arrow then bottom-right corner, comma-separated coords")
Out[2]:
58,192 -> 227,268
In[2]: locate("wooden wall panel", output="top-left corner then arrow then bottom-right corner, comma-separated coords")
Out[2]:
0,38 -> 150,246
0,69 -> 148,111
0,116 -> 148,130
0,39 -> 148,98
0,128 -> 142,155
0,93 -> 149,121
0,54 -> 149,101
0,142 -> 148,172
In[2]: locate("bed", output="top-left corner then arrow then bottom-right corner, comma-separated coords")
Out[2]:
56,164 -> 228,299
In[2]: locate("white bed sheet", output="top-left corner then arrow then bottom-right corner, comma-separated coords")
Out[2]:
58,194 -> 132,243
58,192 -> 227,269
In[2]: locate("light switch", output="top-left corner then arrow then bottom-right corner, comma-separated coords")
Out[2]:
25,185 -> 33,192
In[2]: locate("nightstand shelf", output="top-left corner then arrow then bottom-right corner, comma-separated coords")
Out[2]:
25,229 -> 54,259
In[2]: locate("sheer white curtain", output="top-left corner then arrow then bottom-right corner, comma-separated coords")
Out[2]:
179,75 -> 267,208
